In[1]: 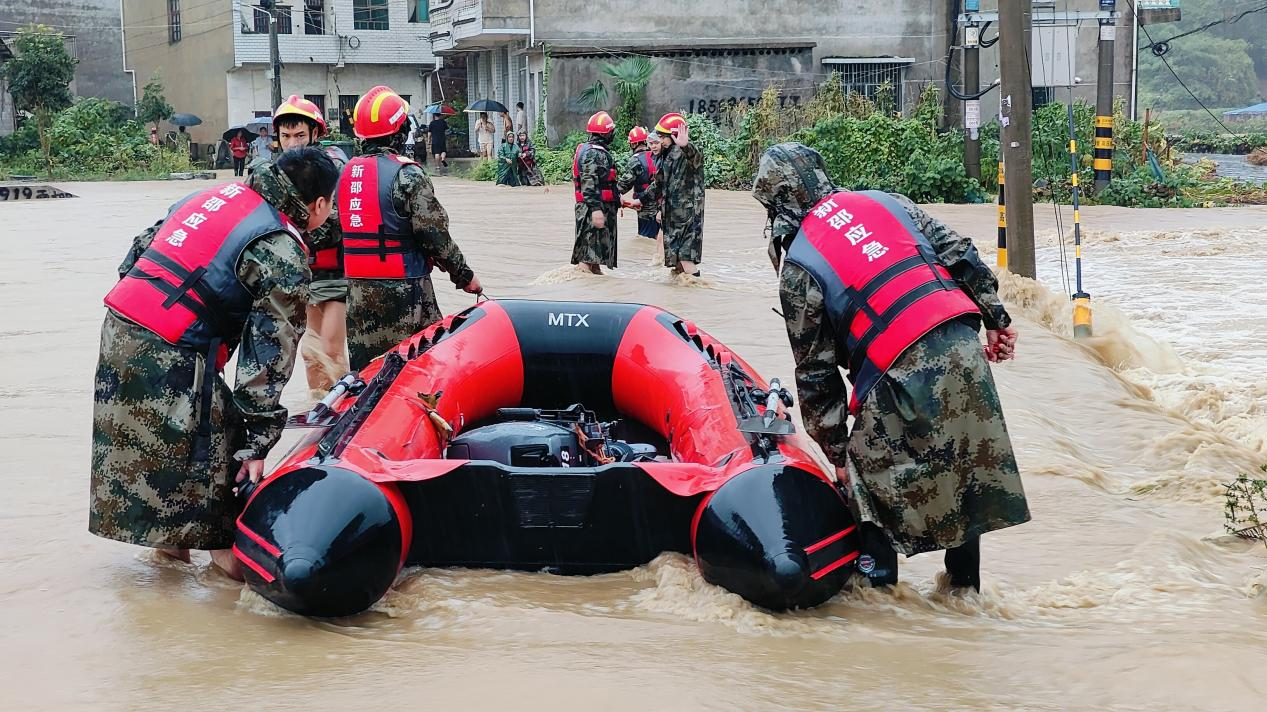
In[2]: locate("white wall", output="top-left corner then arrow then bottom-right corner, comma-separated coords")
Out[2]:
233,0 -> 434,67
227,63 -> 431,127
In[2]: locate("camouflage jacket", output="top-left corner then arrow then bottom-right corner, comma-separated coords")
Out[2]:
619,149 -> 659,212
576,142 -> 619,215
246,151 -> 341,255
114,186 -> 311,461
654,142 -> 705,223
778,192 -> 1011,464
359,143 -> 475,288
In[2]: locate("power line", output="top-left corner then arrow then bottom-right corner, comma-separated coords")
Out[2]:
1123,0 -> 1244,138
0,0 -> 232,32
1141,1 -> 1267,54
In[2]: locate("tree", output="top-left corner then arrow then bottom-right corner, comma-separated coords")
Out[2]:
135,74 -> 173,134
0,25 -> 78,177
577,56 -> 656,138
1139,36 -> 1259,110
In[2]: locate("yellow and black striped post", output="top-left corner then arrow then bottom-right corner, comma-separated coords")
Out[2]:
1067,103 -> 1093,338
1093,115 -> 1113,193
996,160 -> 1006,268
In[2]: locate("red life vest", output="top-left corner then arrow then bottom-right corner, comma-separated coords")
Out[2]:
103,182 -> 304,367
339,154 -> 430,280
572,142 -> 618,204
632,149 -> 658,195
784,190 -> 980,413
310,244 -> 342,272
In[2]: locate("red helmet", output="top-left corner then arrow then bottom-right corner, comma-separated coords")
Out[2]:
655,112 -> 687,135
352,86 -> 411,139
627,126 -> 650,144
586,111 -> 616,135
274,94 -> 328,138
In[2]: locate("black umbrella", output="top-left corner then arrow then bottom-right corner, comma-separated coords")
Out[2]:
222,125 -> 252,141
169,113 -> 203,127
465,99 -> 510,114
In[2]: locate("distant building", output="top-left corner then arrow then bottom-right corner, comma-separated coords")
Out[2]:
1224,102 -> 1267,122
123,1 -> 439,146
0,0 -> 134,135
428,0 -> 1141,147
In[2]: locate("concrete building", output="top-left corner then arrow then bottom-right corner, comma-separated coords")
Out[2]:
123,1 -> 438,147
427,0 -> 1141,146
1,0 -> 134,134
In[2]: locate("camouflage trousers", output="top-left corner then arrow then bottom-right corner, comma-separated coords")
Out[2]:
571,202 -> 619,268
845,319 -> 1030,555
89,312 -> 240,550
663,209 -> 703,267
346,276 -> 442,371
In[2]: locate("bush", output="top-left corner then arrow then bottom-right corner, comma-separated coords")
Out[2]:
468,158 -> 497,181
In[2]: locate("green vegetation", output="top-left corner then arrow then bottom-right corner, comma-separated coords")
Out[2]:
576,56 -> 656,141
134,74 -> 174,135
1136,0 -> 1267,113
0,24 -> 78,177
1225,465 -> 1267,548
1,97 -> 192,180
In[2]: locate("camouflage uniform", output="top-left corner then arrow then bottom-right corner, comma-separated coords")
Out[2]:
619,148 -> 661,238
571,139 -> 619,269
346,143 -> 475,371
89,176 -> 312,550
654,141 -> 705,267
753,144 -> 1029,556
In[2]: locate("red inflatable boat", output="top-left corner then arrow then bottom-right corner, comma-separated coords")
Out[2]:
235,300 -> 860,616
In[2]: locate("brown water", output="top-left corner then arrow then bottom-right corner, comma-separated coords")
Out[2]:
3,179 -> 1266,711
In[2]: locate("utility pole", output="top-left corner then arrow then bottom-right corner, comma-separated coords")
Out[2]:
963,21 -> 982,182
998,0 -> 1036,278
263,0 -> 283,108
1093,1 -> 1117,193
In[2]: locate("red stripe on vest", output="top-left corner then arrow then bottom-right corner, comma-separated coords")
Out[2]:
797,191 -> 979,413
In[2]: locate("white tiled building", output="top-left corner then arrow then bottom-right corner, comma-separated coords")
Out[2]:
229,0 -> 437,135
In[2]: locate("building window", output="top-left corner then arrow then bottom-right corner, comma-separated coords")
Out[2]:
303,0 -> 326,35
353,0 -> 390,30
304,94 -> 326,117
254,4 -> 293,34
408,0 -> 428,23
168,0 -> 181,43
826,59 -> 910,109
339,94 -> 358,135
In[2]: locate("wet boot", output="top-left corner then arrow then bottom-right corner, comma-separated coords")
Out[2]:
944,537 -> 981,591
857,522 -> 898,587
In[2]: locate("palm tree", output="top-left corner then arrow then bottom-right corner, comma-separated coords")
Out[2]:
577,56 -> 656,130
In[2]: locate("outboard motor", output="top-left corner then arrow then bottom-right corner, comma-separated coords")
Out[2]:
235,466 -> 411,617
692,465 -> 859,610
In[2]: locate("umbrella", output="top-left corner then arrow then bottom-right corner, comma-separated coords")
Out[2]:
465,99 -> 509,114
243,117 -> 274,135
222,125 -> 252,141
169,113 -> 203,127
423,103 -> 458,117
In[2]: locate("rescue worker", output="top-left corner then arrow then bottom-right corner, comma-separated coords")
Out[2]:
90,147 -> 340,579
571,111 -> 620,274
652,113 -> 706,276
341,85 -> 482,371
619,125 -> 660,240
249,95 -> 349,394
751,143 -> 1030,591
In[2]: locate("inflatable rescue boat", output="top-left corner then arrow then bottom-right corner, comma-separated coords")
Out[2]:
234,300 -> 861,617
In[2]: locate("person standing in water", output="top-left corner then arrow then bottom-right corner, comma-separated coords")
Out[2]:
248,95 -> 350,395
570,111 -> 620,274
90,148 -> 339,579
340,86 -> 482,371
752,142 -> 1030,591
620,126 -> 660,240
653,113 -> 706,276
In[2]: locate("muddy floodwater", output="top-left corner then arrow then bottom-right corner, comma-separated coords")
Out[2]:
2,178 -> 1265,711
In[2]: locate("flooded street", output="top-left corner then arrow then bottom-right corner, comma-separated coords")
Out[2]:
2,178 -> 1266,711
